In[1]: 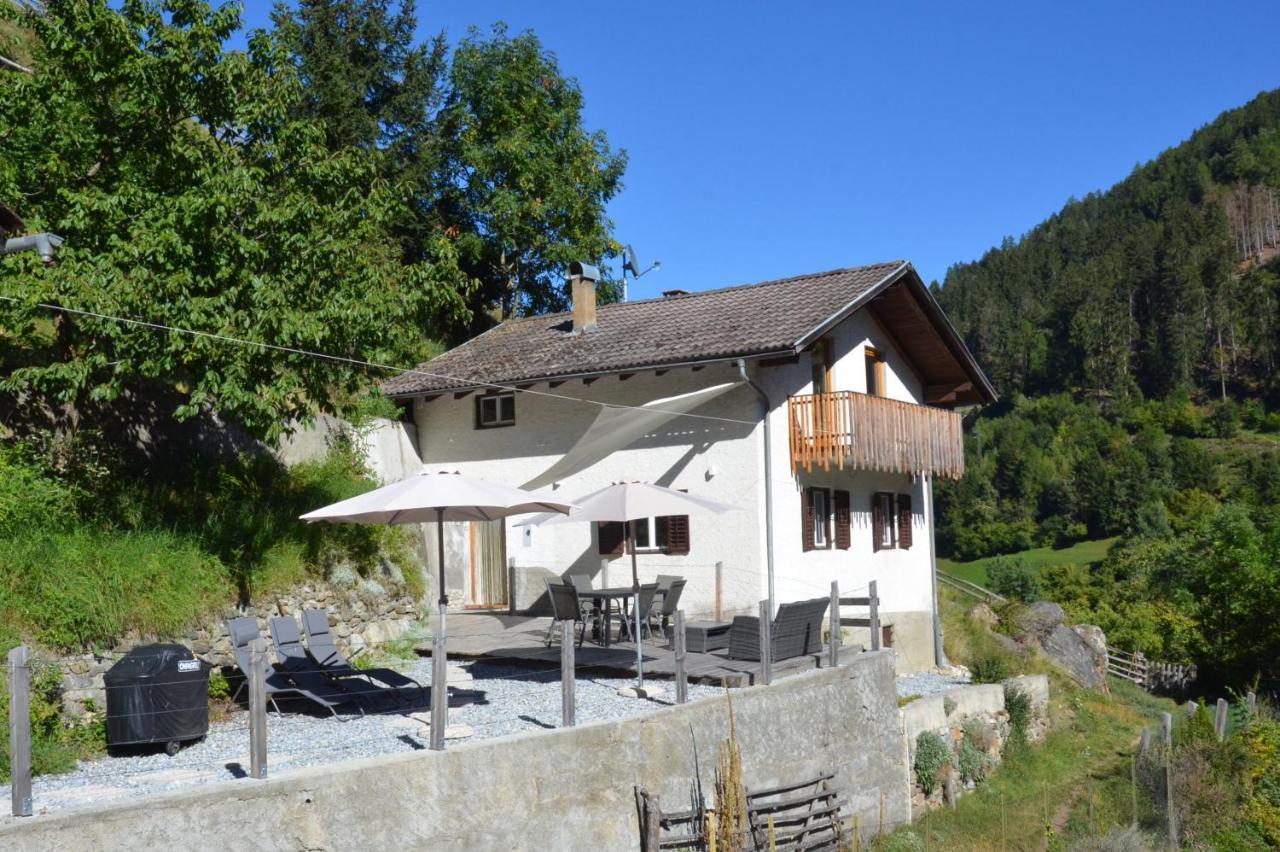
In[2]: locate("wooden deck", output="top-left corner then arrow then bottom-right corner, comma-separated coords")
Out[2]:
415,613 -> 862,688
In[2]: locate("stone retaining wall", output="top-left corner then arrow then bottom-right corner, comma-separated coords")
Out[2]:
58,581 -> 421,718
1,652 -> 910,852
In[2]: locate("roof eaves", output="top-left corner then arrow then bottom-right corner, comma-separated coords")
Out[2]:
790,260 -> 911,352
899,266 -> 999,404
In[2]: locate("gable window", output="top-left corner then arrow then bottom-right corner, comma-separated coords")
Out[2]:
810,338 -> 833,394
801,487 -> 833,551
871,492 -> 913,551
597,516 -> 690,556
475,392 -> 515,428
865,346 -> 885,397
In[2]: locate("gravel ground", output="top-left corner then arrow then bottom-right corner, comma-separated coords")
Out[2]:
895,669 -> 971,698
0,658 -> 723,820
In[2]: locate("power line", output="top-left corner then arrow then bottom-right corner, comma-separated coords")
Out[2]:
0,294 -> 758,427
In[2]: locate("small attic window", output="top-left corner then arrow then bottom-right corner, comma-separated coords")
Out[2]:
475,392 -> 515,429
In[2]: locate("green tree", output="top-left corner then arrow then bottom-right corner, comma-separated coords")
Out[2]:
0,0 -> 467,441
435,25 -> 627,321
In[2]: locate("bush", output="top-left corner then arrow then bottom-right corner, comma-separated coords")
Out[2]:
914,731 -> 951,796
1004,685 -> 1032,745
1242,399 -> 1267,431
1263,412 -> 1280,434
1210,399 -> 1241,438
971,655 -> 1011,684
956,737 -> 989,785
986,555 -> 1041,601
0,663 -> 103,781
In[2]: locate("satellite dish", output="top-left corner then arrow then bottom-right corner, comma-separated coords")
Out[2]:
623,244 -> 641,278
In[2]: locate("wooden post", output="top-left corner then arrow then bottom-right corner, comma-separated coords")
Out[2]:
715,561 -> 724,621
828,581 -> 841,669
8,646 -> 32,817
1131,754 -> 1139,829
1186,700 -> 1198,718
1162,712 -> 1176,846
758,599 -> 772,685
507,556 -> 517,616
431,604 -> 448,751
561,620 -> 575,727
248,637 -> 268,780
868,580 -> 881,651
1087,769 -> 1095,835
1248,692 -> 1257,717
674,610 -> 688,705
1214,697 -> 1229,740
601,557 -> 610,590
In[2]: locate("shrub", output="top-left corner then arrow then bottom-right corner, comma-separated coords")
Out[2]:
971,655 -> 1011,684
985,555 -> 1041,601
1242,399 -> 1266,431
1004,685 -> 1032,745
1210,399 -> 1241,438
956,737 -> 989,785
1263,412 -> 1280,434
914,731 -> 951,796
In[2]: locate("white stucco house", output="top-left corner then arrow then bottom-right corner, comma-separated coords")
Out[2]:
379,260 -> 996,672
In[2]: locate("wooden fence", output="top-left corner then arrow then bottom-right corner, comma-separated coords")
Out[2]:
787,391 -> 966,479
1107,647 -> 1197,695
935,570 -> 1005,604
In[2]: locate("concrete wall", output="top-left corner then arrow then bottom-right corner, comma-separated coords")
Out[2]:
0,652 -> 910,852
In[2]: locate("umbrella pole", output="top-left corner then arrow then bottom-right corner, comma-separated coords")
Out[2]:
629,521 -> 643,689
431,507 -> 448,751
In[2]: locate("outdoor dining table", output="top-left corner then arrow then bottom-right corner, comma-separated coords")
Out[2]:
590,586 -> 648,648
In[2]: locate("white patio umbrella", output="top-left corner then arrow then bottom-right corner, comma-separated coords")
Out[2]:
301,471 -> 575,747
533,482 -> 741,687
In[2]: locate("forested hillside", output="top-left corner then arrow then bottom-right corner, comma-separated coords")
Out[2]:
935,89 -> 1280,404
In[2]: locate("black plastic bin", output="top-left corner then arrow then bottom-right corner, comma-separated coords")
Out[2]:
104,643 -> 209,755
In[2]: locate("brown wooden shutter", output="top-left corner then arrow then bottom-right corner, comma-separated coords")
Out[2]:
801,488 -> 815,552
598,521 -> 625,555
834,490 -> 851,550
897,493 -> 913,549
871,492 -> 884,552
660,515 -> 690,555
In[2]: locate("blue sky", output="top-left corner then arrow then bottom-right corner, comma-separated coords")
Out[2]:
237,1 -> 1278,300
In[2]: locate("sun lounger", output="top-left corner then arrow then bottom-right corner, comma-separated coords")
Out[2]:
727,597 -> 828,662
269,616 -> 401,711
227,617 -> 363,719
300,609 -> 426,701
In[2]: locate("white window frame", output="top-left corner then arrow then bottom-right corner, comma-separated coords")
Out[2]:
629,517 -> 661,553
476,392 -> 515,428
877,492 -> 896,550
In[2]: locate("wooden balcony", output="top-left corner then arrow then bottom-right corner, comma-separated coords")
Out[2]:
787,391 -> 965,479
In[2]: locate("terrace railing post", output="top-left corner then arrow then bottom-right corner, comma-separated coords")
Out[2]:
248,637 -> 268,780
1215,698 -> 1229,740
1248,692 -> 1257,717
431,604 -> 448,751
868,581 -> 881,651
758,599 -> 772,685
1162,711 -> 1176,846
561,620 -> 575,727
507,557 -> 517,616
8,646 -> 32,817
674,610 -> 688,704
715,561 -> 724,621
828,581 -> 841,668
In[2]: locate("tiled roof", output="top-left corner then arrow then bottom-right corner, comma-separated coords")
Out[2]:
382,261 -> 907,395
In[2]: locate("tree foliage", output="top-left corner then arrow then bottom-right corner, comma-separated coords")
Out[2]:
0,0 -> 468,441
936,89 -> 1280,405
273,3 -> 627,329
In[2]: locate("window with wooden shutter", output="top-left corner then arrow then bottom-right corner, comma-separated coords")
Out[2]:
657,515 -> 690,555
597,521 -> 625,555
834,490 -> 851,550
801,488 -> 815,552
871,491 -> 897,552
897,493 -> 913,549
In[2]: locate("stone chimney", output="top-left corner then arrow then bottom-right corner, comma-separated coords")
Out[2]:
569,261 -> 601,333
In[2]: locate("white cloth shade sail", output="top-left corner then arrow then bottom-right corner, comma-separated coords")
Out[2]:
299,471 -> 576,525
520,382 -> 740,491
534,481 -> 741,526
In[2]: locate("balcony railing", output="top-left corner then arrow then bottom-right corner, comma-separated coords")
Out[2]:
787,391 -> 965,479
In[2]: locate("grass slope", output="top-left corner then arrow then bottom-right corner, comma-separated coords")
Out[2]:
937,537 -> 1117,586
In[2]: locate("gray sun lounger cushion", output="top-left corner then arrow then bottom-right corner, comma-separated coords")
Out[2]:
269,616 -> 396,706
301,609 -> 425,696
228,617 -> 361,717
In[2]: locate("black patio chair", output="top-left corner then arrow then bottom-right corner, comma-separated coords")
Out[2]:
301,609 -> 426,703
727,597 -> 829,662
647,578 -> 687,641
227,617 -> 362,719
545,580 -> 587,647
566,573 -> 603,632
618,583 -> 660,643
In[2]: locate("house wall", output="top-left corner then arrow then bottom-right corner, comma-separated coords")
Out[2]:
412,364 -> 769,618
753,311 -> 939,672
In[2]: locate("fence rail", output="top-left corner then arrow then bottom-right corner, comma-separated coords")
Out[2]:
935,570 -> 1005,604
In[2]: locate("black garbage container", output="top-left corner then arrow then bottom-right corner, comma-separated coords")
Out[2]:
104,643 -> 209,755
